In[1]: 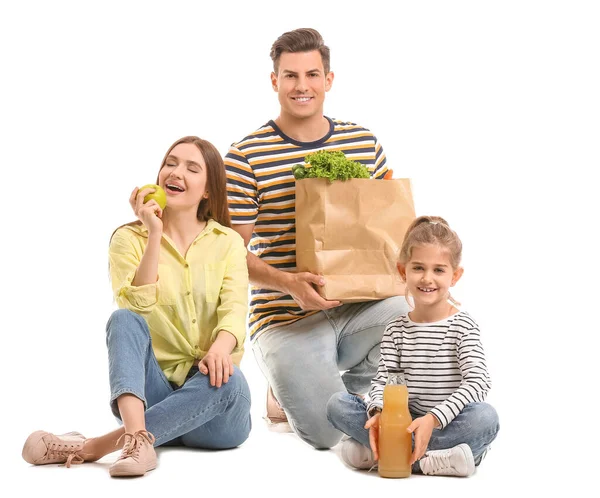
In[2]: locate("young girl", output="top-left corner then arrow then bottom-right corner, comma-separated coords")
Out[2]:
22,136 -> 251,478
326,216 -> 499,477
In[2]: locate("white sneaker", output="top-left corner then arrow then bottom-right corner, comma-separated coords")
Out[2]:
340,438 -> 376,470
419,443 -> 475,477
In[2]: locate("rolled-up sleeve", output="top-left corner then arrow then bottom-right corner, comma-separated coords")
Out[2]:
109,229 -> 158,316
210,234 -> 249,349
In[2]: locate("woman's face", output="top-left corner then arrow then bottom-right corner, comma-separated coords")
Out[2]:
158,143 -> 208,211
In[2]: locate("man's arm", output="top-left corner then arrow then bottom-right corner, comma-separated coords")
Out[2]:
230,223 -> 341,311
231,223 -> 292,292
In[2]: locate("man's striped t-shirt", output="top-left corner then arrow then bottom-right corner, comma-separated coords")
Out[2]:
224,117 -> 389,340
366,311 -> 492,429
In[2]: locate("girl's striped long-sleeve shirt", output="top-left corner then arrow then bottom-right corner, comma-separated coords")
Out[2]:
366,311 -> 492,429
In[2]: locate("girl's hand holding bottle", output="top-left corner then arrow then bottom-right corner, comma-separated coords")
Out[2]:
129,186 -> 163,234
406,413 -> 438,464
364,412 -> 381,460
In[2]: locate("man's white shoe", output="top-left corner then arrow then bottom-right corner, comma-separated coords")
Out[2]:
419,443 -> 475,477
340,438 -> 376,470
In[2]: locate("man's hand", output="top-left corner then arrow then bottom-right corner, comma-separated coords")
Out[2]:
284,272 -> 341,310
406,413 -> 438,464
364,412 -> 381,460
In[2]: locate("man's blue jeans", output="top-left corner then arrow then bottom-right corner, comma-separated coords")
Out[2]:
106,309 -> 251,448
327,392 -> 499,472
253,296 -> 409,449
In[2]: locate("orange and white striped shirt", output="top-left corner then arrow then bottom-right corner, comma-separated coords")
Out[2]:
225,117 -> 389,340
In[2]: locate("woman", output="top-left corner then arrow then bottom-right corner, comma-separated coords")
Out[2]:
22,136 -> 251,478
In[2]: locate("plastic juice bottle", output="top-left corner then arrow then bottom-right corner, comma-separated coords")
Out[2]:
378,369 -> 412,478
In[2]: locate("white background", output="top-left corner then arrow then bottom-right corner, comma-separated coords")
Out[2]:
2,1 -> 598,496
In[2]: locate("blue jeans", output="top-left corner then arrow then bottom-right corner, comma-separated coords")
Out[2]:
327,393 -> 499,472
253,296 -> 408,449
106,309 -> 251,449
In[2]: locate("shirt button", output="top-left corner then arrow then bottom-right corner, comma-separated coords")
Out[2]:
186,291 -> 191,296
185,264 -> 189,268
192,319 -> 197,324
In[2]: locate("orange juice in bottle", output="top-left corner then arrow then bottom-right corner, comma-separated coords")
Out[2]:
378,368 -> 412,478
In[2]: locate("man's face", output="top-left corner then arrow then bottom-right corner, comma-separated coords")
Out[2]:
271,50 -> 334,121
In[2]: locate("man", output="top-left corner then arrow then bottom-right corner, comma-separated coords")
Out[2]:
225,28 -> 408,449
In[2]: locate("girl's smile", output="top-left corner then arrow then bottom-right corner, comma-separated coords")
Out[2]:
398,243 -> 464,322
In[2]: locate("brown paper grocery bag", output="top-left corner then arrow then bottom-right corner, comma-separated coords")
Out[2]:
295,178 -> 415,302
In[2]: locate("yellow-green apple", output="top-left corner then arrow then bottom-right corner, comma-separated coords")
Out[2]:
139,184 -> 167,210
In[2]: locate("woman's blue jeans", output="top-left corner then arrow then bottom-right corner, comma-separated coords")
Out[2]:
106,309 -> 251,448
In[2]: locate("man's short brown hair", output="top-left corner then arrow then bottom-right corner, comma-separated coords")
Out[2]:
270,28 -> 331,74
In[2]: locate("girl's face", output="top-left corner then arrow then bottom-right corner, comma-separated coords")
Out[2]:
398,244 -> 463,309
158,143 -> 208,211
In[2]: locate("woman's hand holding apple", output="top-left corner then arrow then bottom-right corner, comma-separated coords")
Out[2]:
130,186 -> 163,234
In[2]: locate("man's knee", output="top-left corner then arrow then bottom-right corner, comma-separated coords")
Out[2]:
297,424 -> 342,450
288,405 -> 343,449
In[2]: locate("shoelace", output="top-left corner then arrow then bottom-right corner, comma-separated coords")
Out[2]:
115,430 -> 156,461
48,442 -> 85,468
421,449 -> 452,474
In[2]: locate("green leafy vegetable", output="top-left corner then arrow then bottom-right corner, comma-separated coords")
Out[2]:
292,164 -> 308,180
291,150 -> 370,182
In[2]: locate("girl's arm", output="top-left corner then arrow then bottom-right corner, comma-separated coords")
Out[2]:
429,317 -> 492,429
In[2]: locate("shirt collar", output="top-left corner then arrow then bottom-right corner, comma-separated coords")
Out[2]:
130,218 -> 227,237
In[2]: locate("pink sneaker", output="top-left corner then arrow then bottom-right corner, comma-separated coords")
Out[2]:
22,431 -> 87,468
266,385 -> 287,424
109,430 -> 157,477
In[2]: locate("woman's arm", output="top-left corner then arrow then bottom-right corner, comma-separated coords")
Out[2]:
109,187 -> 165,314
209,233 -> 249,349
131,231 -> 161,286
130,185 -> 163,286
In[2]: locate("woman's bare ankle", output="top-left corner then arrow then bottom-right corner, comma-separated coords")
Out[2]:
82,437 -> 116,461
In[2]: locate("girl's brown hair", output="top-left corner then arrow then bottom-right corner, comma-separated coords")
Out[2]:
270,28 -> 331,74
399,215 -> 463,269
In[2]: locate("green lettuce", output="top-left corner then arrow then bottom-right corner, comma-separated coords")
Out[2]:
292,150 -> 370,182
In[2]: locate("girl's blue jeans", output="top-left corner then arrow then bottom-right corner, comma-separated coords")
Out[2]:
327,392 -> 499,472
106,309 -> 251,448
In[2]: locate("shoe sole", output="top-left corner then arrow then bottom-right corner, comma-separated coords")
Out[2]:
109,462 -> 157,478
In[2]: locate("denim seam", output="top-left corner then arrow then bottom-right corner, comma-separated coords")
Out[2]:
323,310 -> 341,335
110,388 -> 148,409
152,389 -> 250,443
337,324 -> 383,347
